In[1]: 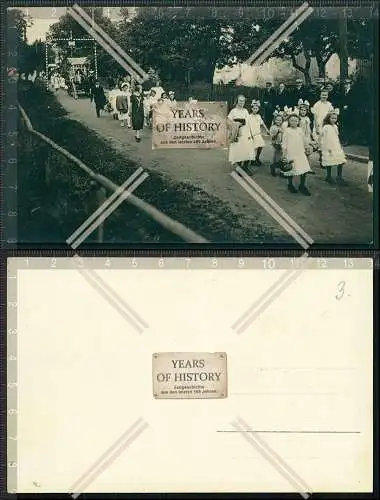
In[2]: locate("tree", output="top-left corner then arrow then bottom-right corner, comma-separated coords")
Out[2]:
274,19 -> 339,84
120,7 -> 281,87
7,9 -> 34,74
47,7 -> 122,77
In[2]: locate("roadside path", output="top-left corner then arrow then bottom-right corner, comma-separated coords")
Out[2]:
55,90 -> 373,245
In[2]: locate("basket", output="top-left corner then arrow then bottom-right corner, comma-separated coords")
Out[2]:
279,159 -> 293,173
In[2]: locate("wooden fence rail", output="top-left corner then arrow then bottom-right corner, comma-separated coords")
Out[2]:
18,104 -> 209,244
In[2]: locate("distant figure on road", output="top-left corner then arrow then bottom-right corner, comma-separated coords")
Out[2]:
90,81 -> 107,118
116,83 -> 131,127
131,83 -> 145,142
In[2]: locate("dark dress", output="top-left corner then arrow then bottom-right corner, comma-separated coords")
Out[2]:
274,89 -> 289,109
91,86 -> 107,117
290,85 -> 310,106
131,93 -> 145,130
261,88 -> 276,127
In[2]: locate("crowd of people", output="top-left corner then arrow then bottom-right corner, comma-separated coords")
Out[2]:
253,78 -> 357,146
54,71 -> 370,197
88,75 -> 181,142
227,83 -> 349,197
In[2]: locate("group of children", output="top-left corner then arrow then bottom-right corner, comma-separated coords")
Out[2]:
106,81 -> 177,140
228,88 -> 347,196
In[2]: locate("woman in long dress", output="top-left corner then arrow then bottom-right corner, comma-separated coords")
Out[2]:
109,83 -> 122,120
281,113 -> 312,195
116,83 -> 130,127
227,94 -> 254,170
131,84 -> 145,142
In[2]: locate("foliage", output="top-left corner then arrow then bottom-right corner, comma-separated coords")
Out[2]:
120,7 -> 281,85
274,18 -> 375,83
47,8 -> 122,77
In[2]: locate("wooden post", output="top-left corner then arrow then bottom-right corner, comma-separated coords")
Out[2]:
95,186 -> 107,243
338,14 -> 349,92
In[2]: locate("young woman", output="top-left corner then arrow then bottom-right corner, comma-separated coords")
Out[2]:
320,110 -> 347,184
248,100 -> 270,166
116,83 -> 130,127
131,84 -> 145,142
109,83 -> 122,120
311,89 -> 333,144
227,94 -> 254,170
281,113 -> 312,195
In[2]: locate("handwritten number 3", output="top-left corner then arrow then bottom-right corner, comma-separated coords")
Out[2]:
336,281 -> 346,301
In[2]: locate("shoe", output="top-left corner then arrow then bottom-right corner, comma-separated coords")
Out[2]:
255,158 -> 262,166
287,184 -> 298,194
270,167 -> 276,177
245,164 -> 254,175
325,177 -> 335,184
309,170 -> 316,175
135,136 -> 141,142
299,185 -> 311,196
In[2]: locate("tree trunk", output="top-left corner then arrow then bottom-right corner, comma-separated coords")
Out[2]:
291,52 -> 312,86
316,54 -> 326,78
338,15 -> 349,85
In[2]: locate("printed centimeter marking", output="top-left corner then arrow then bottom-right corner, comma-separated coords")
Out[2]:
6,255 -> 378,270
4,248 -> 379,258
10,4 -> 378,20
7,258 -> 19,494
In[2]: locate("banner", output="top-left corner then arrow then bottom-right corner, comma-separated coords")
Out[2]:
152,101 -> 228,150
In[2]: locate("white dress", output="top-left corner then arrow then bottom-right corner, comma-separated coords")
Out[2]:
150,86 -> 165,99
320,124 -> 346,166
109,89 -> 121,114
311,100 -> 333,140
281,127 -> 311,176
247,113 -> 265,149
117,91 -> 131,121
228,107 -> 254,163
299,116 -> 312,143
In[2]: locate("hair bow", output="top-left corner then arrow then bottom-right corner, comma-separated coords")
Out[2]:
251,99 -> 261,106
285,106 -> 299,116
298,99 -> 310,106
273,109 -> 283,117
328,108 -> 340,116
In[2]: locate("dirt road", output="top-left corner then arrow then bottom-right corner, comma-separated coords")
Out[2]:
56,90 -> 373,245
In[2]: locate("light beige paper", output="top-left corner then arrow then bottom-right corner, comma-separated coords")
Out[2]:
11,261 -> 373,493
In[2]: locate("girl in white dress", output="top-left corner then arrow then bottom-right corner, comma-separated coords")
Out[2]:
116,83 -> 130,127
311,89 -> 334,140
281,113 -> 312,195
109,83 -> 121,120
248,100 -> 270,166
320,110 -> 347,185
227,95 -> 254,169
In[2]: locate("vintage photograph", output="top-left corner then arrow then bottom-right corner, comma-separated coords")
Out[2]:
7,5 -> 376,247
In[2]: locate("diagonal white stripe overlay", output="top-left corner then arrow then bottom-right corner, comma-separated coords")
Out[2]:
232,168 -> 313,249
232,417 -> 312,499
70,4 -> 148,81
67,5 -> 148,83
67,167 -> 145,246
232,3 -> 314,333
69,418 -> 149,498
245,3 -> 314,66
67,170 -> 149,249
